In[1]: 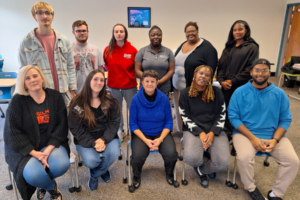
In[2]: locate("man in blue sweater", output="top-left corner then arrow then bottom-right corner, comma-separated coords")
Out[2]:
228,58 -> 299,200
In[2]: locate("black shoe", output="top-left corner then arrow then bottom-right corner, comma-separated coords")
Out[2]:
267,190 -> 282,200
133,176 -> 141,189
208,172 -> 216,179
47,180 -> 62,200
248,187 -> 266,200
197,174 -> 209,188
36,188 -> 46,200
166,173 -> 174,185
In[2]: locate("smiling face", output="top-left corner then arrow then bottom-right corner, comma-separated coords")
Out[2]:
250,64 -> 271,87
90,72 -> 105,94
232,23 -> 247,41
73,25 -> 89,43
185,25 -> 199,43
195,67 -> 211,89
33,8 -> 54,28
24,68 -> 44,93
149,28 -> 162,48
114,25 -> 126,43
142,76 -> 158,95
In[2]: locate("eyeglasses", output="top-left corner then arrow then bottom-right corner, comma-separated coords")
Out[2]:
253,69 -> 270,73
75,30 -> 88,33
185,30 -> 197,34
35,11 -> 53,16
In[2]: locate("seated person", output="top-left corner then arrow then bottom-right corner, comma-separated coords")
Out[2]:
179,65 -> 230,188
4,65 -> 70,200
69,69 -> 120,191
129,70 -> 178,189
228,58 -> 299,200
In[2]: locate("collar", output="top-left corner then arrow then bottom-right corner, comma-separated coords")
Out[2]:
146,44 -> 164,54
29,28 -> 61,41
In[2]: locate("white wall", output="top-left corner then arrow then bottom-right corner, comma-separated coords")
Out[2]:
0,0 -> 288,71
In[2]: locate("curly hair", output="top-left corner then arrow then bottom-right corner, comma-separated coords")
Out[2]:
188,65 -> 215,103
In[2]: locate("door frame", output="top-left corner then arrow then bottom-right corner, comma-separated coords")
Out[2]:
276,3 -> 300,76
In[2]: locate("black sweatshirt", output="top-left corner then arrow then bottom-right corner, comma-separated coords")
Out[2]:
217,41 -> 259,87
179,86 -> 226,136
175,39 -> 218,87
69,99 -> 120,147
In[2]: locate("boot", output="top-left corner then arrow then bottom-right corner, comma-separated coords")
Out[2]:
47,180 -> 62,200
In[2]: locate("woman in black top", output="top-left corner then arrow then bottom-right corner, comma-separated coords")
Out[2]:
4,65 -> 70,200
217,20 -> 259,132
69,69 -> 120,191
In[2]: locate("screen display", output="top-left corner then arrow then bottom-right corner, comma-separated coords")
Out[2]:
128,7 -> 151,28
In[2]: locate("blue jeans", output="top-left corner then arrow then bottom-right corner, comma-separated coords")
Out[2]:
23,146 -> 70,190
76,138 -> 119,178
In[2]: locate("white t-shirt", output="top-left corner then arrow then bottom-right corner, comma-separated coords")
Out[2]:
72,43 -> 104,93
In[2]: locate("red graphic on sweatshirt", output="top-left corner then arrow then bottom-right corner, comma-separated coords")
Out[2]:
36,109 -> 50,124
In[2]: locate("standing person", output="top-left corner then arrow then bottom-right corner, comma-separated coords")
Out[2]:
173,21 -> 218,133
72,20 -> 104,94
4,65 -> 70,200
217,20 -> 259,133
18,2 -> 77,162
69,70 -> 120,191
228,59 -> 299,200
135,25 -> 175,95
103,24 -> 138,141
179,65 -> 230,188
129,70 -> 178,190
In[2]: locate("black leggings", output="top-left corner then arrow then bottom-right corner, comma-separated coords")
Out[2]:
130,133 -> 178,178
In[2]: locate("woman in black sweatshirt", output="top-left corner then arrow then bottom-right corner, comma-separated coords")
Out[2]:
69,69 -> 120,191
217,20 -> 259,132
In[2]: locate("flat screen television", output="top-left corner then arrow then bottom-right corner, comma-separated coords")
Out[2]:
128,7 -> 151,28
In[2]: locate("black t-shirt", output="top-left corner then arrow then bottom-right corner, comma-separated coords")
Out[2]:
32,92 -> 50,150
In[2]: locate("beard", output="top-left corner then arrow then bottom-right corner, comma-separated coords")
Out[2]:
253,77 -> 268,85
76,35 -> 88,44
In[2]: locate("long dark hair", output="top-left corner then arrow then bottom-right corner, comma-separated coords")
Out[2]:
225,20 -> 259,49
69,70 -> 119,129
104,23 -> 128,58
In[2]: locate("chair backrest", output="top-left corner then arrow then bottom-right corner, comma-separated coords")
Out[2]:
0,71 -> 18,102
256,151 -> 271,157
0,54 -> 3,72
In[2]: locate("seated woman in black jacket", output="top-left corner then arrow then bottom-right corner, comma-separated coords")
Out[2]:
69,69 -> 120,191
4,65 -> 70,200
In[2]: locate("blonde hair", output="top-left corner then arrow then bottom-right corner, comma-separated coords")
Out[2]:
31,2 -> 54,17
14,65 -> 50,96
189,65 -> 215,103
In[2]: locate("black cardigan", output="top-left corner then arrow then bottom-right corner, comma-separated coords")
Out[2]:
69,99 -> 120,147
217,41 -> 259,87
175,39 -> 218,87
4,88 -> 69,200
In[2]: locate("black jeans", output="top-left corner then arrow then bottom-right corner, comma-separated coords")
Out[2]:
130,133 -> 178,178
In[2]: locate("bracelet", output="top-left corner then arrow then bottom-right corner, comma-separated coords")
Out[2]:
160,138 -> 163,143
273,137 -> 279,143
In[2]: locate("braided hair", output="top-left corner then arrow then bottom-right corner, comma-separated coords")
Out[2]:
188,65 -> 215,103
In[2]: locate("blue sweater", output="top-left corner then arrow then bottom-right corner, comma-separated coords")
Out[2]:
228,81 -> 292,139
129,87 -> 173,136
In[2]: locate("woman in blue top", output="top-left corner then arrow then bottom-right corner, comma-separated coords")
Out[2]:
129,70 -> 178,190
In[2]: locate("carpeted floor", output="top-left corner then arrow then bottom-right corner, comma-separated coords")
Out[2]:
0,77 -> 299,200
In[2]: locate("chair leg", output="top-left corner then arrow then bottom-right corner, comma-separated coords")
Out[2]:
225,165 -> 233,187
6,166 -> 13,190
173,163 -> 179,188
0,106 -> 5,118
127,142 -> 135,193
9,168 -> 19,200
264,157 -> 270,167
68,168 -> 75,193
74,154 -> 82,192
181,159 -> 188,185
120,149 -> 127,183
118,148 -> 122,160
278,72 -> 282,87
178,137 -> 183,161
231,156 -> 239,189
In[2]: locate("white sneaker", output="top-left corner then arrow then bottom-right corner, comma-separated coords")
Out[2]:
118,130 -> 127,141
69,152 -> 76,164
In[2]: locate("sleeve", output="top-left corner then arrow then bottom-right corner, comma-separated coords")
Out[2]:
168,49 -> 175,63
18,39 -> 28,69
68,107 -> 95,148
217,49 -> 228,83
209,89 -> 226,136
179,90 -> 204,136
205,44 -> 218,75
163,96 -> 173,131
231,45 -> 259,86
129,97 -> 140,133
278,91 -> 292,131
228,90 -> 244,129
47,91 -> 68,147
66,39 -> 77,90
97,48 -> 104,67
4,96 -> 35,156
134,49 -> 143,63
100,100 -> 121,144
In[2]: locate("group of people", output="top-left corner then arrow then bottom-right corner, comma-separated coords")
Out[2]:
3,2 -> 299,200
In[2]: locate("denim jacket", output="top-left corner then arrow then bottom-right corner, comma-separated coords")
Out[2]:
18,29 -> 77,93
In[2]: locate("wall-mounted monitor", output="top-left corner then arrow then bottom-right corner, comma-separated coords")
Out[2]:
128,7 -> 151,28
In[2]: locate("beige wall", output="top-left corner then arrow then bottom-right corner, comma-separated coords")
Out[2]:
0,0 -> 288,71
